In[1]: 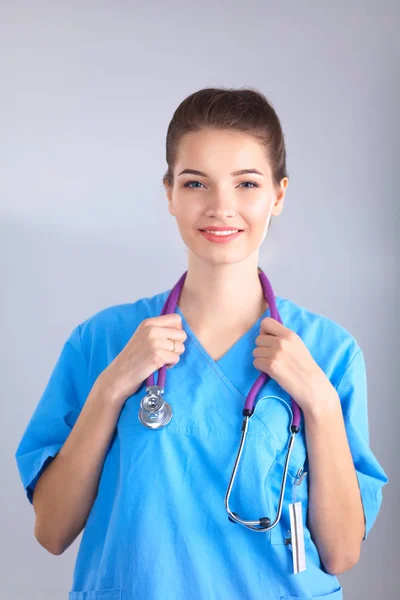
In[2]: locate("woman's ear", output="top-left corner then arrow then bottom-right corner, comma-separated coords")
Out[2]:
272,178 -> 288,217
165,182 -> 175,215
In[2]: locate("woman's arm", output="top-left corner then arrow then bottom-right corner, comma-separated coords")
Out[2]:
303,384 -> 365,575
32,378 -> 127,555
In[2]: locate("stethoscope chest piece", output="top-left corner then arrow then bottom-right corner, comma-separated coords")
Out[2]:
138,385 -> 173,429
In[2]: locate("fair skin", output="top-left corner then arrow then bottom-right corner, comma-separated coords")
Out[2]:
165,127 -> 365,574
166,127 -> 285,336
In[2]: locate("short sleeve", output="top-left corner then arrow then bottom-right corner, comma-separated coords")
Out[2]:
15,325 -> 88,505
337,348 -> 388,540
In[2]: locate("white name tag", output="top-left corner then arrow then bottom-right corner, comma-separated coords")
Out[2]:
289,501 -> 306,574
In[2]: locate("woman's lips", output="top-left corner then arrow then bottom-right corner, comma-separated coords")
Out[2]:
199,230 -> 244,243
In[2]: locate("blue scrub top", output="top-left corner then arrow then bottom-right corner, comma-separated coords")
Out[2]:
15,289 -> 388,600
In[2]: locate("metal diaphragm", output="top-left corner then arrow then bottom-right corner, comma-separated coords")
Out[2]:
138,385 -> 172,429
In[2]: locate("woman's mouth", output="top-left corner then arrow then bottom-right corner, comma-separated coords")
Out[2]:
199,229 -> 244,243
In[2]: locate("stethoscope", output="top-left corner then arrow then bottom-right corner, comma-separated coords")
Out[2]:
138,268 -> 302,532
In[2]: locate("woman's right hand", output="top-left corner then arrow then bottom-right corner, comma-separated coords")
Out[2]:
96,313 -> 187,406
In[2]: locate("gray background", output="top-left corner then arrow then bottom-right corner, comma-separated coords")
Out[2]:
2,1 -> 398,598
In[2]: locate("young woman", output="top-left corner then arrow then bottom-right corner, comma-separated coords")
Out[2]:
16,87 -> 388,600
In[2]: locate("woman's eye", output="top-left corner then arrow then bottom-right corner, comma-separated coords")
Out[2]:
183,181 -> 259,189
239,181 -> 259,188
183,181 -> 205,189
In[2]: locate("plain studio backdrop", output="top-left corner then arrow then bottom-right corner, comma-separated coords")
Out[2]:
1,1 -> 398,599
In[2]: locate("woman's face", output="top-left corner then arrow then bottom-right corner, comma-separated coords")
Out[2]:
166,128 -> 288,266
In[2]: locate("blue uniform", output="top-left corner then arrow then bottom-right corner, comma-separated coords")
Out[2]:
15,289 -> 388,600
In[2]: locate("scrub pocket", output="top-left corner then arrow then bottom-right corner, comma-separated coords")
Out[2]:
266,457 -> 311,548
280,586 -> 343,599
250,394 -> 310,548
69,589 -> 122,600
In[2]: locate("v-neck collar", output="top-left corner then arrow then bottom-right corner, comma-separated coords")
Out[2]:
175,298 -> 281,398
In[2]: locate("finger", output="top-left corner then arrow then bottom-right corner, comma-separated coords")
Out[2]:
163,339 -> 186,355
144,313 -> 183,329
165,346 -> 183,368
145,322 -> 187,342
161,326 -> 187,342
255,334 -> 274,347
260,316 -> 287,336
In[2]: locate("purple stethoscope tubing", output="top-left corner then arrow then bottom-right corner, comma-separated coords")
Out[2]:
145,268 -> 302,430
145,270 -> 187,390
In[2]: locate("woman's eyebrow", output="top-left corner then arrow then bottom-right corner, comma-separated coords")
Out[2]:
177,168 -> 264,178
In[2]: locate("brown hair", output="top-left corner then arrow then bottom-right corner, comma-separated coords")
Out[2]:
163,86 -> 289,192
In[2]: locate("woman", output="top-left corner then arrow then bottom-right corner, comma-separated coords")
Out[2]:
15,87 -> 388,600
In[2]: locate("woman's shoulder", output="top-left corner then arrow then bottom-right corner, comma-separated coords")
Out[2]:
277,295 -> 361,363
76,288 -> 171,348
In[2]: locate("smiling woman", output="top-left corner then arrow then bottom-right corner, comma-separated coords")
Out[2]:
15,86 -> 388,600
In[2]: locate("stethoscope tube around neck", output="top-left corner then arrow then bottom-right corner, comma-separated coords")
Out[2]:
145,268 -> 301,430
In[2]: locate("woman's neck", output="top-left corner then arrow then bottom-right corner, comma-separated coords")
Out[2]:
177,255 -> 268,330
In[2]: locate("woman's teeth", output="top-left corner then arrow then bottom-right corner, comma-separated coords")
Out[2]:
203,230 -> 239,236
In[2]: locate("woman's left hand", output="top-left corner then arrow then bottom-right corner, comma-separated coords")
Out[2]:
253,317 -> 334,413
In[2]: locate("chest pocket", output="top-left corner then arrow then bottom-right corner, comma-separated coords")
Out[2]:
116,381 -> 312,550
236,393 -> 311,549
